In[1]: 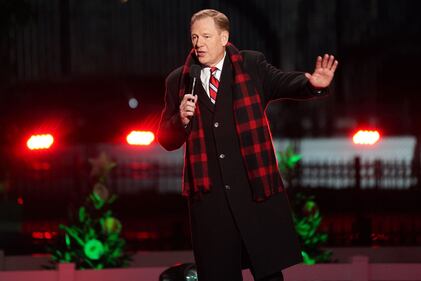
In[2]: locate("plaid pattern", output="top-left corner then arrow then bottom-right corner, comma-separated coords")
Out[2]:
178,48 -> 211,196
180,43 -> 283,201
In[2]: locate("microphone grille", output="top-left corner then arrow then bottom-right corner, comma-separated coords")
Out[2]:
190,65 -> 201,79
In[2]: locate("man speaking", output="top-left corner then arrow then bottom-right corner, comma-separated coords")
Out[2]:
158,9 -> 338,281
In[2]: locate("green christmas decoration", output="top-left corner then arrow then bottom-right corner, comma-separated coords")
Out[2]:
293,193 -> 332,264
84,239 -> 104,260
102,217 -> 122,234
47,152 -> 131,269
277,144 -> 302,188
277,145 -> 332,264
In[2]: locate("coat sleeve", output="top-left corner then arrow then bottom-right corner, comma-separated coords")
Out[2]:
252,51 -> 328,104
157,68 -> 191,151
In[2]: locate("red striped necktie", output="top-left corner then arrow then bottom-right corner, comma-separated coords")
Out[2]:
209,66 -> 219,102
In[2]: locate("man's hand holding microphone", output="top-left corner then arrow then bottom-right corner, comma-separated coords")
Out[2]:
180,94 -> 198,126
180,65 -> 201,126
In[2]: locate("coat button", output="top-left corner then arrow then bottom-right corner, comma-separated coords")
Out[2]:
225,185 -> 231,190
214,122 -> 219,128
219,153 -> 225,159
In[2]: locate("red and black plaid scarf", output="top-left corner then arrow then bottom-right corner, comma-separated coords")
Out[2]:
179,43 -> 283,201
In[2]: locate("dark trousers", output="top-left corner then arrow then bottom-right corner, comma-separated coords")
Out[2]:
190,187 -> 284,281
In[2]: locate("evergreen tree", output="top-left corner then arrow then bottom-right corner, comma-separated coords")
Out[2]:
48,152 -> 131,269
277,145 -> 332,264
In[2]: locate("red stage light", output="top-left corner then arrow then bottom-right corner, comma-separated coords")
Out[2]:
32,232 -> 44,239
26,134 -> 54,150
32,231 -> 54,240
352,130 -> 380,145
126,130 -> 155,146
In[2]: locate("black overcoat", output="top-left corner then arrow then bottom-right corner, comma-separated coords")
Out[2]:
158,50 -> 326,280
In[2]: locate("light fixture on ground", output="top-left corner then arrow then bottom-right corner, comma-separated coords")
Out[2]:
159,263 -> 197,281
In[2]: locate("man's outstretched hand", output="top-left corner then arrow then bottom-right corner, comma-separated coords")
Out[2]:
305,54 -> 338,89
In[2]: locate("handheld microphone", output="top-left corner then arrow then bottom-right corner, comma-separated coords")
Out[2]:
184,65 -> 201,124
189,65 -> 201,97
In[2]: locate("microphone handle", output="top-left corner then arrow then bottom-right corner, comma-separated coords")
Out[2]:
185,77 -> 197,123
190,77 -> 197,96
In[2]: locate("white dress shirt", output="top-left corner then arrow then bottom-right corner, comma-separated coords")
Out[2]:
200,52 -> 226,103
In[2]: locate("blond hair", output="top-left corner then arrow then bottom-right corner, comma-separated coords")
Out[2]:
191,9 -> 230,33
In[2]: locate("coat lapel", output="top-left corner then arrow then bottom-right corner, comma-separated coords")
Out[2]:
195,78 -> 215,113
214,55 -> 233,112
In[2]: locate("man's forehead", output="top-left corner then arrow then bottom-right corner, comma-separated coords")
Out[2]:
191,17 -> 217,31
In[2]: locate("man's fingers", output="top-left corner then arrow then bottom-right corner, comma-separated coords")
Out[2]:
184,94 -> 195,101
181,110 -> 194,118
331,60 -> 339,73
327,55 -> 335,69
315,56 -> 322,70
316,54 -> 338,71
186,100 -> 196,107
185,104 -> 195,112
180,94 -> 198,126
184,102 -> 192,109
322,54 -> 329,68
183,94 -> 198,104
181,99 -> 196,109
181,102 -> 196,114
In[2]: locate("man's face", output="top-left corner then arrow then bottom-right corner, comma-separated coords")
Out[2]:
191,17 -> 229,67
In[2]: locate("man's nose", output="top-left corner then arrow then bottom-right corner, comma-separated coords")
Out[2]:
195,37 -> 203,47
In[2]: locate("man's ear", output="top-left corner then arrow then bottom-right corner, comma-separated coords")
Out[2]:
221,31 -> 229,46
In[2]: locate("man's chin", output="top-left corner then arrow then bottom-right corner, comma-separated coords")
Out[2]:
197,57 -> 208,66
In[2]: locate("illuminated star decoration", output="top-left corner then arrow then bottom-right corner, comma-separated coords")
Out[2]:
89,152 -> 116,180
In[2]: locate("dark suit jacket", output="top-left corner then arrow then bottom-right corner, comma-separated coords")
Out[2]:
158,50 -> 326,280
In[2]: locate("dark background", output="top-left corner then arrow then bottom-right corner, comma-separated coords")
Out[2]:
1,0 -> 421,255
1,0 -> 420,145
